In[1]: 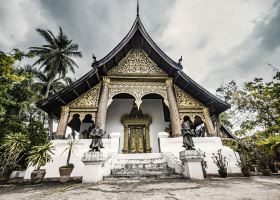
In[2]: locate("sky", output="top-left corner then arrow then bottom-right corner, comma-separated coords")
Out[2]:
0,0 -> 279,93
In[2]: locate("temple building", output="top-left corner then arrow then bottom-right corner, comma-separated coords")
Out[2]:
27,7 -> 242,181
37,15 -> 235,154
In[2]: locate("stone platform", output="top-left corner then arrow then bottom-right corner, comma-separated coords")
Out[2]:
108,153 -> 182,179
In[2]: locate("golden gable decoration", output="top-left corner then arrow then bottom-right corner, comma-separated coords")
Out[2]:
108,48 -> 166,76
175,86 -> 203,108
69,83 -> 101,108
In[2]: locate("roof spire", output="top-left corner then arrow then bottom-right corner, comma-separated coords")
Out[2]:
137,0 -> 139,17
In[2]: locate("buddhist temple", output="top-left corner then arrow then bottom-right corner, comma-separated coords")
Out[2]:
25,4 -> 242,181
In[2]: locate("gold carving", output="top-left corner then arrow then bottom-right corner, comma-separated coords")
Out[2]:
68,112 -> 96,123
108,80 -> 169,107
179,112 -> 205,123
121,105 -> 152,153
175,86 -> 203,108
102,77 -> 110,85
69,84 -> 100,108
108,48 -> 166,76
61,106 -> 69,116
165,78 -> 173,85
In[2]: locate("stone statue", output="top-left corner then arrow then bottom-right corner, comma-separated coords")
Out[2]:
181,118 -> 195,150
89,123 -> 105,151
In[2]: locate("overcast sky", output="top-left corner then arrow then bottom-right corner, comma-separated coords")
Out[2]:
0,0 -> 279,93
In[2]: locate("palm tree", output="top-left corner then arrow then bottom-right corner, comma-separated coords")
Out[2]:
31,69 -> 73,98
29,27 -> 82,98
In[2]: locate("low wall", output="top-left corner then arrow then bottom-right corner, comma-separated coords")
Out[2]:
159,134 -> 241,174
24,133 -> 121,179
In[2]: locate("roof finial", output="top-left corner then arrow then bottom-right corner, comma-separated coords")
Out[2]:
137,0 -> 139,17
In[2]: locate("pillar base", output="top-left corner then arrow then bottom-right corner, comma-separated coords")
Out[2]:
81,151 -> 106,183
179,150 -> 204,180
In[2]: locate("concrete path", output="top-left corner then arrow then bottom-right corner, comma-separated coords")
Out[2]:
0,177 -> 280,200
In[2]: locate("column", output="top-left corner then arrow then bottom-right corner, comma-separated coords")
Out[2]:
122,124 -> 129,153
165,78 -> 181,137
215,115 -> 222,137
96,77 -> 110,131
56,106 -> 69,139
145,125 -> 152,153
203,107 -> 216,136
48,113 -> 54,140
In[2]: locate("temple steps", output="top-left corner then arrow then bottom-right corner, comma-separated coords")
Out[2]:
105,153 -> 182,179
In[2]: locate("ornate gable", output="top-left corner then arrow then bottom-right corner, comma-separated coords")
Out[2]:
68,84 -> 101,108
175,86 -> 204,108
108,48 -> 167,76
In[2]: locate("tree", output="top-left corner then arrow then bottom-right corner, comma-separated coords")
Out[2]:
31,68 -> 73,98
0,50 -> 28,122
29,27 -> 82,98
0,132 -> 30,176
216,67 -> 280,137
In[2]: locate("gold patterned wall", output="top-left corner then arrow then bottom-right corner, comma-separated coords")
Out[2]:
108,48 -> 167,76
174,86 -> 206,123
66,83 -> 100,123
108,80 -> 169,108
68,83 -> 101,108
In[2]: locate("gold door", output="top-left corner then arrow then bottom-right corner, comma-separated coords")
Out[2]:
128,126 -> 145,153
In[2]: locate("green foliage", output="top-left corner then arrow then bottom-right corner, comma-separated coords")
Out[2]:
61,139 -> 78,166
27,120 -> 49,147
216,67 -> 280,137
222,139 -> 238,151
27,142 -> 54,170
0,132 -> 31,176
212,149 -> 228,170
0,120 -> 27,142
201,152 -> 207,171
29,27 -> 81,98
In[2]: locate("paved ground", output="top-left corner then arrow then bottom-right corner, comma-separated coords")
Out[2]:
0,176 -> 280,200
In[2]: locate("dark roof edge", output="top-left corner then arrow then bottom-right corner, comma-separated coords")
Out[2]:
37,68 -> 98,108
178,70 -> 230,110
221,125 -> 238,139
92,16 -> 182,71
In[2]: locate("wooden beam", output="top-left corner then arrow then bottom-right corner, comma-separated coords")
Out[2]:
148,46 -> 152,57
194,92 -> 201,99
102,64 -> 107,74
124,45 -> 127,55
114,55 -> 118,66
96,72 -> 101,82
73,89 -> 79,97
86,80 -> 91,89
58,97 -> 66,105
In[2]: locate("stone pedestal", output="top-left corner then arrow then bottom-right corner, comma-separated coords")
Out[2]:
179,150 -> 204,180
81,151 -> 106,183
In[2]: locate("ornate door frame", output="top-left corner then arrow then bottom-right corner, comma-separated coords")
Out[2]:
121,114 -> 152,153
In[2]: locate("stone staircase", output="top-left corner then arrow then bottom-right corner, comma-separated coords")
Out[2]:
104,153 -> 182,179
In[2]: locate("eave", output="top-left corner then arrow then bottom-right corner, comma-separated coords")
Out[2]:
37,16 -> 230,118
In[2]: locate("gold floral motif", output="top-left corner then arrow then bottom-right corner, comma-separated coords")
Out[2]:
108,48 -> 167,76
68,112 -> 96,123
179,112 -> 205,123
108,80 -> 169,107
175,86 -> 203,108
68,84 -> 101,108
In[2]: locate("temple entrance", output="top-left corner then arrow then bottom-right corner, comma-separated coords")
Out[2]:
121,103 -> 152,153
106,92 -> 168,153
128,125 -> 145,153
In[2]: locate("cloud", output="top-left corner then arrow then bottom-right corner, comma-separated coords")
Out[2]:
160,0 -> 279,92
0,0 -> 279,93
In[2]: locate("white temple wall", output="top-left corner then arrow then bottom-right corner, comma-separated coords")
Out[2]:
105,99 -> 166,153
159,136 -> 241,174
140,99 -> 166,153
106,99 -> 134,153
